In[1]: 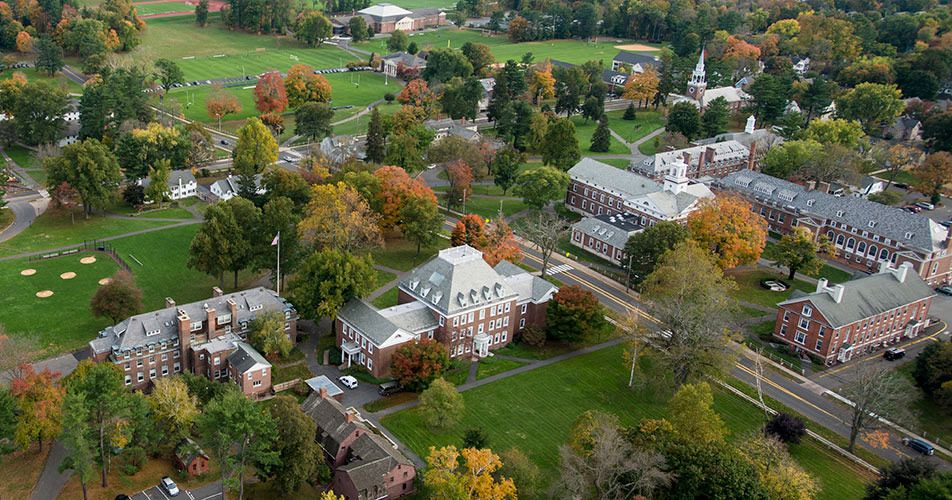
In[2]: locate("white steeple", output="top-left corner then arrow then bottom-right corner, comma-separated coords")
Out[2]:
694,47 -> 706,75
745,115 -> 756,134
687,47 -> 707,102
663,159 -> 689,195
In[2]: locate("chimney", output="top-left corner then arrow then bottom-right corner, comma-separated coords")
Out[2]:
881,261 -> 913,283
319,386 -> 328,400
745,115 -> 756,134
165,297 -> 176,309
177,309 -> 191,368
815,278 -> 828,294
747,142 -> 758,171
206,307 -> 217,334
705,147 -> 715,162
345,411 -> 354,423
806,180 -> 816,192
227,298 -> 238,329
816,278 -> 844,303
818,181 -> 831,194
212,287 -> 224,298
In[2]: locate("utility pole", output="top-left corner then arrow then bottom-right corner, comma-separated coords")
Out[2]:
625,253 -> 633,293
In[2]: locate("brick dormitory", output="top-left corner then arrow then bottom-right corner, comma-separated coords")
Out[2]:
89,287 -> 298,397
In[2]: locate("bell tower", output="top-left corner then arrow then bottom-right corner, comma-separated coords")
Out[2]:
686,48 -> 707,103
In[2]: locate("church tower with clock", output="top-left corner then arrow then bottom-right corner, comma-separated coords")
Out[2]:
686,48 -> 707,103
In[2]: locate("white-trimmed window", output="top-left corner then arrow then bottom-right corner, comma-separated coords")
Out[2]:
214,357 -> 220,366
505,303 -> 511,313
161,366 -> 169,376
253,380 -> 262,387
519,318 -> 526,329
149,369 -> 156,379
794,331 -> 806,344
124,363 -> 130,371
453,316 -> 459,327
502,332 -> 507,342
368,344 -> 374,354
174,362 -> 181,373
479,309 -> 485,320
798,318 -> 810,330
124,375 -> 131,385
802,305 -> 812,317
780,324 -> 787,336
815,339 -> 823,351
247,372 -> 253,380
439,316 -> 445,326
137,373 -> 144,382
521,304 -> 527,314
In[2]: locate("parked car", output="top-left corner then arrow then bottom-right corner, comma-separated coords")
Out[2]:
160,476 -> 180,496
902,437 -> 935,456
378,380 -> 401,396
915,201 -> 936,210
903,205 -> 922,213
883,347 -> 906,361
940,220 -> 952,228
936,285 -> 952,296
760,280 -> 788,292
339,375 -> 359,389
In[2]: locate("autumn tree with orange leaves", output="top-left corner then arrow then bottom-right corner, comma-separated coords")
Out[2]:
451,214 -> 486,247
687,195 -> 768,269
425,446 -> 518,500
528,62 -> 556,104
482,218 -> 522,267
446,160 -> 473,209
397,78 -> 437,113
622,68 -> 659,108
15,31 -> 31,52
285,64 -> 332,108
205,85 -> 242,130
11,364 -> 64,451
391,339 -> 450,391
547,285 -> 610,342
372,165 -> 437,230
254,71 -> 288,114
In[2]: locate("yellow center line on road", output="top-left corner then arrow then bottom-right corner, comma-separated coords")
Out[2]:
816,321 -> 948,378
734,363 -> 843,422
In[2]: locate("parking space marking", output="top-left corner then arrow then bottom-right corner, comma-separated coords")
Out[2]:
186,490 -> 196,500
142,489 -> 152,500
197,493 -> 222,500
158,487 -> 170,500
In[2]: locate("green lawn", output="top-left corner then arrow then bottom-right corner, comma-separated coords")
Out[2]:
371,286 -> 399,309
0,212 -> 180,257
357,29 -> 659,67
0,209 -> 12,231
607,109 -> 664,143
375,268 -> 397,288
638,136 -> 660,155
169,71 -> 394,125
475,356 -> 526,380
382,346 -> 871,499
272,362 -> 312,384
136,16 -> 359,80
571,115 -> 629,155
0,67 -> 84,94
134,1 -> 193,16
726,268 -> 814,309
897,363 -> 952,444
449,196 -> 527,220
107,224 -> 262,312
0,252 -> 118,356
332,102 -> 401,136
132,207 -> 194,219
371,236 -> 450,272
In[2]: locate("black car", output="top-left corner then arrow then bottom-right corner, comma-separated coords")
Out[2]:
378,381 -> 402,396
936,285 -> 952,296
884,348 -> 906,361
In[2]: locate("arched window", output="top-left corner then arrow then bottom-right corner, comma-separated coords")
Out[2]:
836,234 -> 845,246
827,230 -> 834,240
868,245 -> 877,257
857,242 -> 866,254
846,237 -> 855,250
891,253 -> 897,263
880,248 -> 889,260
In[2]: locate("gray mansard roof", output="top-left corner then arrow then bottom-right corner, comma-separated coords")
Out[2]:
492,260 -> 558,303
720,170 -> 948,252
399,245 -> 518,315
89,287 -> 295,356
569,157 -> 662,199
780,269 -> 935,327
338,299 -> 403,345
644,141 -> 750,176
572,214 -> 641,249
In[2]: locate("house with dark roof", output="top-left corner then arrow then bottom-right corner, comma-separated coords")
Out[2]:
210,174 -> 265,202
570,213 -> 643,266
611,51 -> 660,73
89,287 -> 297,395
719,169 -> 952,285
175,438 -> 210,476
565,157 -> 715,229
381,52 -> 426,78
774,262 -> 935,365
424,118 -> 480,142
637,140 -> 753,180
302,390 -> 416,499
335,245 -> 557,377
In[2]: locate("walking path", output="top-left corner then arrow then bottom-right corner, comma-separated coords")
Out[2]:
31,441 -> 70,500
367,264 -> 408,301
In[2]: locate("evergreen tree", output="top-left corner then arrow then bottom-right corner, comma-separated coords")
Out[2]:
701,97 -> 730,137
541,118 -> 580,170
34,36 -> 63,77
195,0 -> 209,26
590,115 -> 611,152
623,102 -> 637,120
365,107 -> 386,163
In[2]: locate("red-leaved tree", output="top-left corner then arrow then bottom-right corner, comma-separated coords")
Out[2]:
446,160 -> 473,209
10,364 -> 64,451
390,340 -> 450,391
451,214 -> 486,247
254,71 -> 288,114
372,165 -> 437,229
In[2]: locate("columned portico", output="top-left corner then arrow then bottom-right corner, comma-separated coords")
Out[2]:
341,341 -> 360,368
473,334 -> 490,358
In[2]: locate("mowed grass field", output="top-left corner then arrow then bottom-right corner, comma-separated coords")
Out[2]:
169,71 -> 395,125
0,212 -> 179,257
134,1 -> 193,16
382,346 -> 872,500
136,16 -> 358,80
0,67 -> 84,94
358,28 -> 659,66
0,252 -> 118,355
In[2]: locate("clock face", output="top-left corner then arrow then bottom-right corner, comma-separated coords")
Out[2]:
689,86 -> 696,93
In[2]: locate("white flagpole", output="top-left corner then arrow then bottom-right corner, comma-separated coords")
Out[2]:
276,231 -> 281,295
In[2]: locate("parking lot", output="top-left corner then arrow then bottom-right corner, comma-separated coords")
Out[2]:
129,481 -> 222,500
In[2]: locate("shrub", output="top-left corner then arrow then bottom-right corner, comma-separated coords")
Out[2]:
521,326 -> 546,348
463,428 -> 489,449
764,412 -> 806,444
384,93 -> 395,103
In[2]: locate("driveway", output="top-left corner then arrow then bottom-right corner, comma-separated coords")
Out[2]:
301,319 -> 381,409
0,195 -> 47,243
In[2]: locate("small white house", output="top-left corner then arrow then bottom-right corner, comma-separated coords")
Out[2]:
138,169 -> 198,201
210,174 -> 265,201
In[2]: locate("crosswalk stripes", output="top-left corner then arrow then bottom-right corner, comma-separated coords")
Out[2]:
545,264 -> 573,276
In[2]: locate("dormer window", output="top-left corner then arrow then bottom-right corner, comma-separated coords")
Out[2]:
836,210 -> 844,217
905,232 -> 913,239
806,199 -> 815,207
868,221 -> 876,228
420,286 -> 431,298
409,279 -> 419,290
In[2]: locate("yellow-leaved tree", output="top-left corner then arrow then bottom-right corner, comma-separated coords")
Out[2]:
687,195 -> 768,270
424,446 -> 518,499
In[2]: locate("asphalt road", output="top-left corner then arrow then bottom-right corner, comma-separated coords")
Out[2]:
130,480 -> 222,500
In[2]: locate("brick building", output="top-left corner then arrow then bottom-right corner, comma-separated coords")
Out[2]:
335,246 -> 557,377
773,262 -> 935,365
333,4 -> 445,34
302,389 -> 416,499
570,214 -> 643,266
565,157 -> 714,228
635,140 -> 753,180
719,170 -> 952,285
89,287 -> 298,397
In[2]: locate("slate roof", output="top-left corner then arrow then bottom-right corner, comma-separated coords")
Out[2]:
492,260 -> 558,303
338,299 -> 403,345
139,170 -> 196,189
399,245 -> 518,315
694,128 -> 783,152
382,52 -> 426,68
720,170 -> 948,252
211,174 -> 263,198
89,287 -> 295,356
339,432 -> 411,495
572,214 -> 642,249
642,141 -> 750,176
613,51 -> 660,68
227,342 -> 270,374
301,392 -> 362,457
380,301 -> 439,332
780,269 -> 935,327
